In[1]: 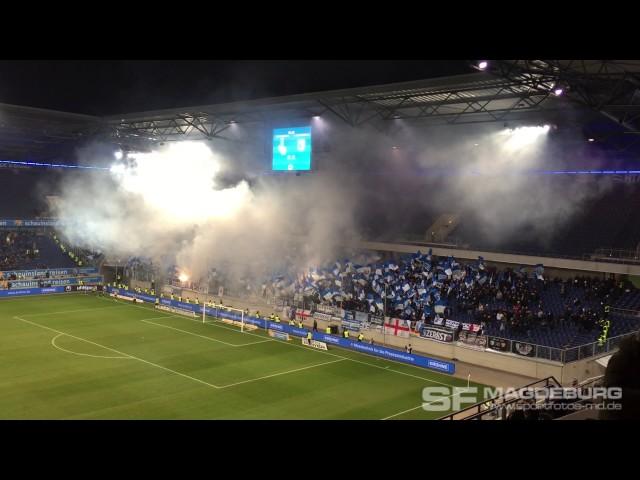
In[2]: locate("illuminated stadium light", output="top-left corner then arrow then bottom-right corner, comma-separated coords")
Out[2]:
499,125 -> 550,151
392,146 -> 399,150
554,88 -> 564,96
178,272 -> 189,283
313,115 -> 321,120
588,138 -> 595,142
114,150 -> 123,160
478,61 -> 488,70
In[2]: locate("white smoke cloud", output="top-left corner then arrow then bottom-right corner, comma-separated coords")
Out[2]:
53,116 -> 616,287
54,139 -> 360,285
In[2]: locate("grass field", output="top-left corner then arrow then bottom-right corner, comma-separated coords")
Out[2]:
0,293 -> 486,419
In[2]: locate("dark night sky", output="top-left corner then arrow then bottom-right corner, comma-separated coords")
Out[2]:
0,60 -> 471,116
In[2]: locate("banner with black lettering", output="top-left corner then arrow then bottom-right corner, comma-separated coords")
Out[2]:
420,325 -> 454,343
512,341 -> 536,357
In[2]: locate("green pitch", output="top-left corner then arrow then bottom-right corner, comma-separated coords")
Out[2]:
0,294 -> 485,419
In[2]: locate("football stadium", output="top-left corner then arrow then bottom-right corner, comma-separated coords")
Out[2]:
1,60 -> 640,420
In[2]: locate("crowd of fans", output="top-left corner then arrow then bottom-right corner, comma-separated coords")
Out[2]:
0,230 -> 42,271
267,250 -> 639,348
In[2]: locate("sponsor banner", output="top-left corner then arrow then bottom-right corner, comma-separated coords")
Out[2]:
103,288 -> 454,374
302,338 -> 328,350
433,317 -> 444,326
512,341 -> 536,357
420,325 -> 455,343
0,267 -> 98,278
0,219 -> 60,227
7,276 -> 103,289
384,318 -> 411,338
288,327 -> 309,338
0,286 -> 66,297
310,334 -> 455,374
65,285 -> 103,292
269,330 -> 290,341
487,337 -> 511,352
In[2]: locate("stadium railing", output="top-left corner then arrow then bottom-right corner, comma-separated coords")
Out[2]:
484,331 -> 638,363
282,296 -> 640,365
437,376 -> 562,420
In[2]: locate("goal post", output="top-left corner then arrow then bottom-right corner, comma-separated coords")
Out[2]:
202,301 -> 250,333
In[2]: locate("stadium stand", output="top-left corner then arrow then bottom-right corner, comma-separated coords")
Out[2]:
0,230 -> 77,271
276,250 -> 640,351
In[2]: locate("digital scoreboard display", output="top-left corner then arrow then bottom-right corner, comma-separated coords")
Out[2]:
272,126 -> 312,171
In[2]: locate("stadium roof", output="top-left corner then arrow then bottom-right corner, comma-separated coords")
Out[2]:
1,60 -> 639,161
104,72 -> 567,141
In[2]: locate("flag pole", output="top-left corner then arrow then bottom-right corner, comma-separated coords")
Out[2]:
383,283 -> 387,346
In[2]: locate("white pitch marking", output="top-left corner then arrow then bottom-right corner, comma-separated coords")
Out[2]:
98,296 -> 458,389
50,333 -> 131,360
14,315 -> 221,390
217,359 -> 346,389
381,392 -> 464,420
21,304 -> 130,317
140,319 -> 272,347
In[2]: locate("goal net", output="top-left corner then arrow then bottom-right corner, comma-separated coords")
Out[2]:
203,301 -> 256,332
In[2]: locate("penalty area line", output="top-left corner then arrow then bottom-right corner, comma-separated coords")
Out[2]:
13,315 -> 222,390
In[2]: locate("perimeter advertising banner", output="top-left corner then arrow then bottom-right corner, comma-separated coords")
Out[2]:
7,276 -> 103,289
105,287 -> 456,375
1,267 -> 98,278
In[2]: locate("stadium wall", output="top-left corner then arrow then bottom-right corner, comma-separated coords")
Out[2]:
306,314 -> 607,384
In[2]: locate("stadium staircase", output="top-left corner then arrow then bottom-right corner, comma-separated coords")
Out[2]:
32,234 -> 76,268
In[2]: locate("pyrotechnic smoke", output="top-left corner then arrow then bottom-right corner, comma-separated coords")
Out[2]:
53,116 -> 614,289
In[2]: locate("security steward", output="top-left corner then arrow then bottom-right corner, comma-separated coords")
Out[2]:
358,332 -> 364,342
343,328 -> 350,339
